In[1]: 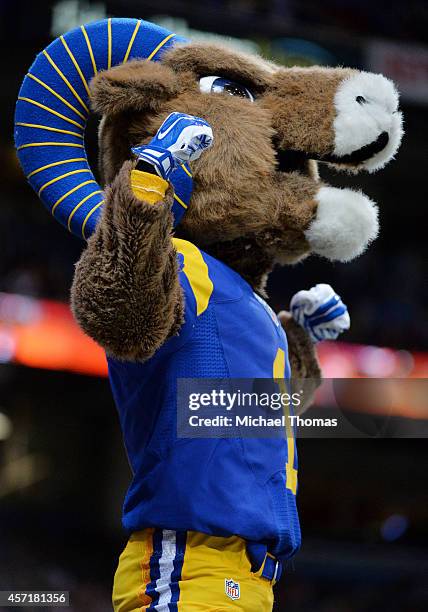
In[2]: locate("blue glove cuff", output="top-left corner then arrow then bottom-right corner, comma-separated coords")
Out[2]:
132,145 -> 193,228
132,145 -> 176,180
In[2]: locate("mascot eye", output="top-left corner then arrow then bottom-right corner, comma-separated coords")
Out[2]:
199,76 -> 254,101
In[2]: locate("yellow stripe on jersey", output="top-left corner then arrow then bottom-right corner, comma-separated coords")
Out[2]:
112,528 -> 154,611
173,193 -> 188,209
274,348 -> 297,495
181,164 -> 193,179
172,238 -> 213,316
273,347 -> 285,379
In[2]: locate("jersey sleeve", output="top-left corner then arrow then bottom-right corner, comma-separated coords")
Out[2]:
160,238 -> 214,353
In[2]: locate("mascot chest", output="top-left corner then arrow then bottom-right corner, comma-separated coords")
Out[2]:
173,246 -> 290,380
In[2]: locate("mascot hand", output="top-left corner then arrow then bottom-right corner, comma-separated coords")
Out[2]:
132,112 -> 213,180
290,283 -> 350,343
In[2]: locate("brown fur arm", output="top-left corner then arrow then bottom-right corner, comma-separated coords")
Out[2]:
71,161 -> 183,361
278,311 -> 322,412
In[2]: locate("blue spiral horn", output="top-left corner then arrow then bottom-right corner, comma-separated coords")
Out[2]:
14,18 -> 189,239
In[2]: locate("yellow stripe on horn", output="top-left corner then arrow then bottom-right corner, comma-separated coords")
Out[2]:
17,142 -> 85,150
82,200 -> 104,239
60,35 -> 91,98
26,73 -> 87,121
27,158 -> 87,179
15,123 -> 84,139
107,18 -> 112,69
51,180 -> 97,214
38,169 -> 91,196
81,25 -> 97,75
43,50 -> 89,114
67,190 -> 103,231
18,97 -> 85,130
147,33 -> 175,61
123,20 -> 141,63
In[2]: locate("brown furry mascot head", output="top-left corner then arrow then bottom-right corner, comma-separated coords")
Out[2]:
92,42 -> 402,289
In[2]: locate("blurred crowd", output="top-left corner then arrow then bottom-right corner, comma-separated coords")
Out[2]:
291,0 -> 428,42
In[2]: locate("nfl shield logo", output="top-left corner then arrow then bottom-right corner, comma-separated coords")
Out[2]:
225,578 -> 240,600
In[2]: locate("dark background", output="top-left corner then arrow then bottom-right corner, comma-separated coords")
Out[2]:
0,1 -> 427,610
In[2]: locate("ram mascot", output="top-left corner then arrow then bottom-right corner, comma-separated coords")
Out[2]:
15,18 -> 402,611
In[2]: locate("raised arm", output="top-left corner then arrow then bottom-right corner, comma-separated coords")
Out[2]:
71,161 -> 183,361
71,112 -> 213,361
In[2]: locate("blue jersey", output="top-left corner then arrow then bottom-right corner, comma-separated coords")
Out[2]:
107,238 -> 301,561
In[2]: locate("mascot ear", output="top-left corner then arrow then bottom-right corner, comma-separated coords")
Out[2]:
90,60 -> 179,116
14,18 -> 187,240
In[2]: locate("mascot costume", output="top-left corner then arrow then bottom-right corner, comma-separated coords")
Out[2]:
15,18 -> 402,611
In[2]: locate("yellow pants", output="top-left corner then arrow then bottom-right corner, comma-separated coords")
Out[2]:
113,529 -> 275,611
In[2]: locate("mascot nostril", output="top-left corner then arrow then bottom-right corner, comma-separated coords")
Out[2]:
14,17 -> 403,610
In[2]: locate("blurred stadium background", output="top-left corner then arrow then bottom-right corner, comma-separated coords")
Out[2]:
1,1 -> 427,610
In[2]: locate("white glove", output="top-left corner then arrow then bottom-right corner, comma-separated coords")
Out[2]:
290,283 -> 350,343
